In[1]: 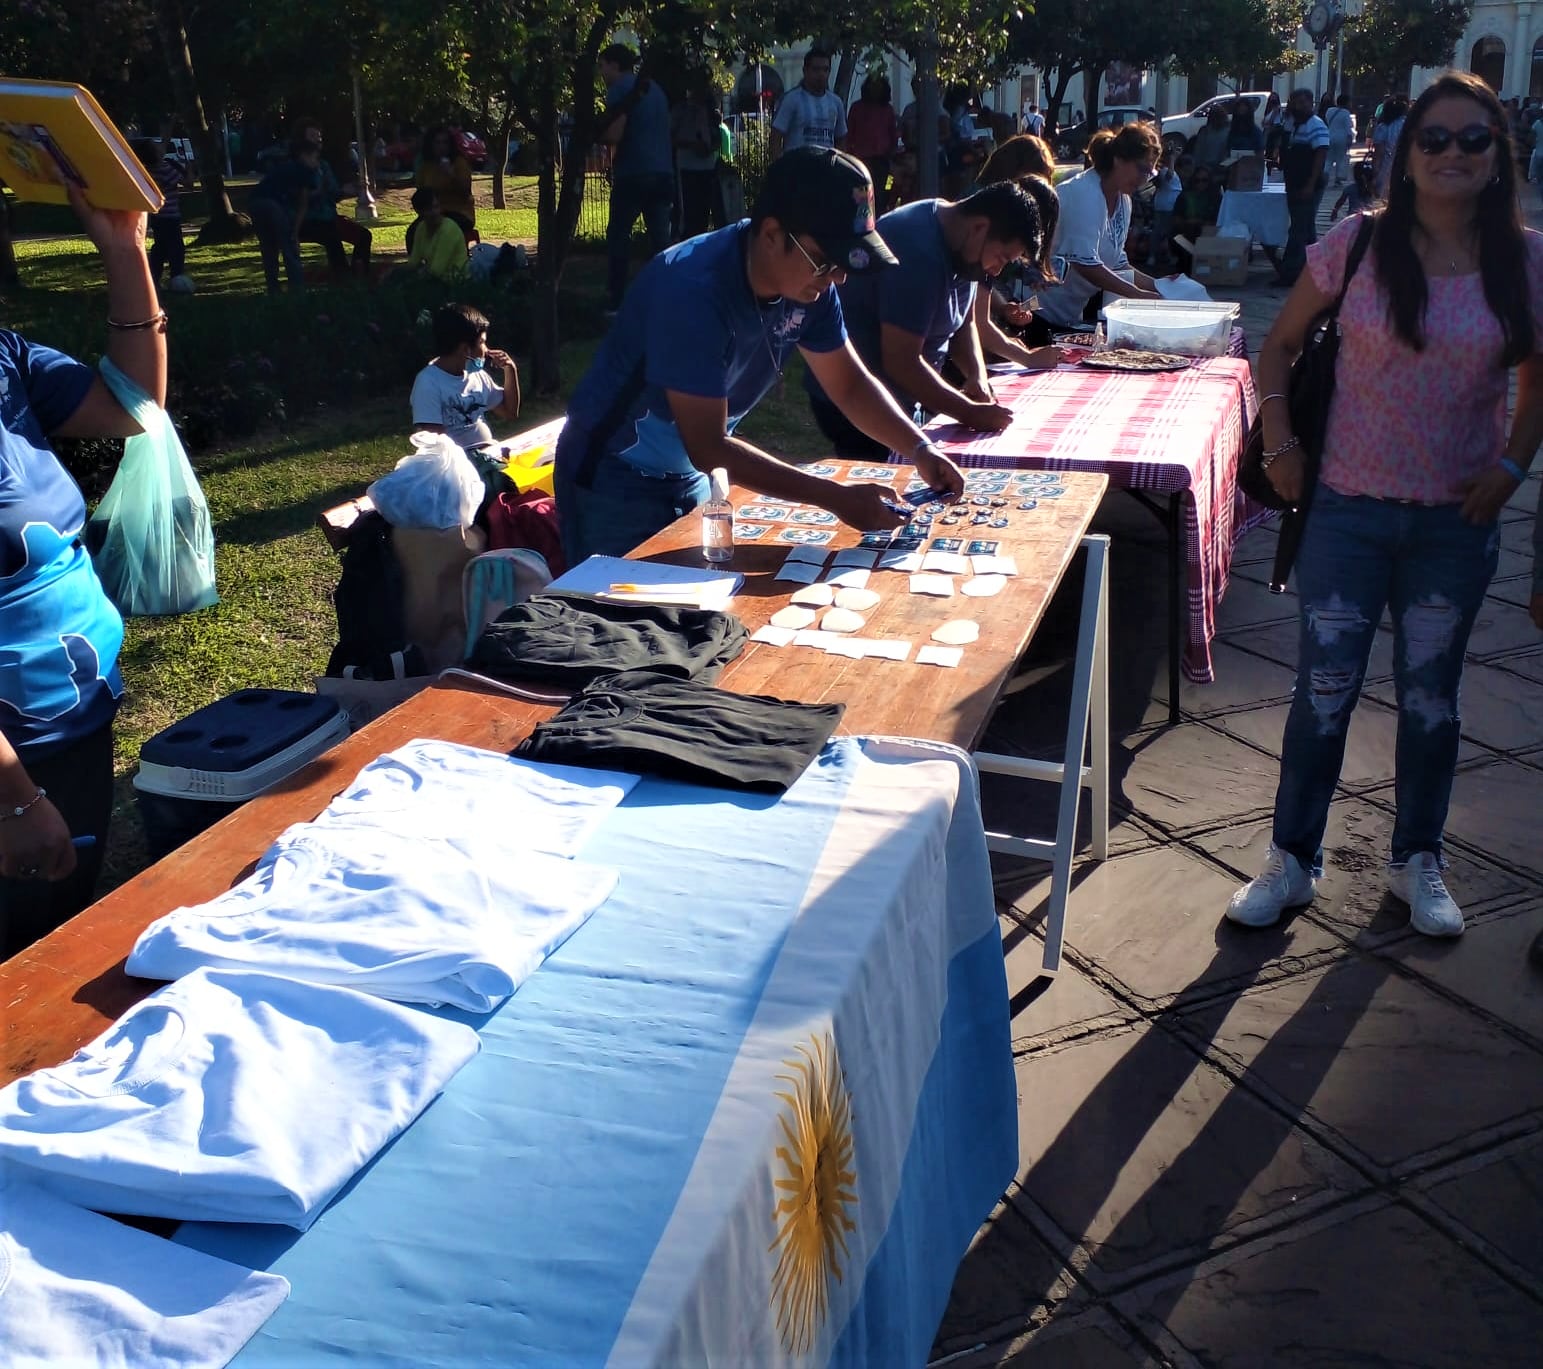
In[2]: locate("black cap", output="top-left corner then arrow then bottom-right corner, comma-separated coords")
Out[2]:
753,146 -> 898,274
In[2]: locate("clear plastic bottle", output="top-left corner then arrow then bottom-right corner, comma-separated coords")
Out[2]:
702,467 -> 733,564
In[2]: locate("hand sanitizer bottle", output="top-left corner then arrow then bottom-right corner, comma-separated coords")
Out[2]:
702,467 -> 733,564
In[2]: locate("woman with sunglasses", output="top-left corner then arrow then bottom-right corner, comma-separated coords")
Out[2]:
1227,72 -> 1543,939
1033,124 -> 1164,340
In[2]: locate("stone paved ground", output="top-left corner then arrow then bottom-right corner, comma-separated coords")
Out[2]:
931,193 -> 1543,1367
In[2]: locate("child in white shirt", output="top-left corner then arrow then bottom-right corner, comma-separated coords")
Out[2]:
408,302 -> 520,452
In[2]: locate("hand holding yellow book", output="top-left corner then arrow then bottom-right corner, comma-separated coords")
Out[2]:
0,79 -> 163,213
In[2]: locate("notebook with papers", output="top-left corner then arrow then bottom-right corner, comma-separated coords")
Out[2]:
548,554 -> 742,610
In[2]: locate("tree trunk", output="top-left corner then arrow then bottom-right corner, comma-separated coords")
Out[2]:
149,0 -> 245,242
492,108 -> 516,210
1046,69 -> 1079,146
832,47 -> 858,106
531,107 -> 563,397
915,28 -> 941,198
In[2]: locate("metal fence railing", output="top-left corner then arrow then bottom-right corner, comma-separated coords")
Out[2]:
565,112 -> 776,248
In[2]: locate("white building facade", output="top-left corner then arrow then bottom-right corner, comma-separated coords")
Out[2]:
1418,0 -> 1543,98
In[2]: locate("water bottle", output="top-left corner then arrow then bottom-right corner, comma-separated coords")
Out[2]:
702,467 -> 733,564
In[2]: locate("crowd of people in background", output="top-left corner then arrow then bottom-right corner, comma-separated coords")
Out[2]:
122,53 -> 1543,317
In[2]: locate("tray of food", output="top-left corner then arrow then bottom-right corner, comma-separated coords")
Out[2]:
1078,348 -> 1192,373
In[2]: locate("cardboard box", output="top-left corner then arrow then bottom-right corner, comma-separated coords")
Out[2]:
1174,231 -> 1249,287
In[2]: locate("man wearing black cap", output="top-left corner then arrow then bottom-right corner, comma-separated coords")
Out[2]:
805,183 -> 1046,459
554,146 -> 966,565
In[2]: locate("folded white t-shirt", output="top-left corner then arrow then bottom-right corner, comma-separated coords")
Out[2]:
309,738 -> 639,855
0,1175 -> 289,1369
128,826 -> 617,1010
0,969 -> 479,1229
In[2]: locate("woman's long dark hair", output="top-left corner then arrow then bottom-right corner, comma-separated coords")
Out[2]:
1374,71 -> 1532,365
1017,173 -> 1061,283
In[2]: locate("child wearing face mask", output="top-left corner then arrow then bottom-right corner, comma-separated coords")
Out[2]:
408,303 -> 521,454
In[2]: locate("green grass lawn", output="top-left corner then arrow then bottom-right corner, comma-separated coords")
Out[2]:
7,175 -> 588,304
12,208 -> 542,302
5,226 -> 831,893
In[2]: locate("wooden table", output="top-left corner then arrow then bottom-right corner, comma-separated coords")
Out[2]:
0,463 -> 1108,1086
621,465 -> 1109,752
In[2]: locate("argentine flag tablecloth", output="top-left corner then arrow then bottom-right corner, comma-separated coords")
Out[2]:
176,736 -> 1018,1367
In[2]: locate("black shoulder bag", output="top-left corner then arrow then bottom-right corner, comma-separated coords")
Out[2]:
1238,214 -> 1376,591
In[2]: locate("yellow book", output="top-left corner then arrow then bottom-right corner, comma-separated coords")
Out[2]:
0,78 -> 163,213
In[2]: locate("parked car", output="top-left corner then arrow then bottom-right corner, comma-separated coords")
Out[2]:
1053,106 -> 1151,162
1160,91 -> 1273,155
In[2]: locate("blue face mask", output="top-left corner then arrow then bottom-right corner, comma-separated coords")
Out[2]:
466,356 -> 486,373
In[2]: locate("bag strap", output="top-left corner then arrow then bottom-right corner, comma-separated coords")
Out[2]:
1325,214 -> 1376,324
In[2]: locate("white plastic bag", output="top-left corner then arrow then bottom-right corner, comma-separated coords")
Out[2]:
1153,274 -> 1214,302
366,431 -> 484,530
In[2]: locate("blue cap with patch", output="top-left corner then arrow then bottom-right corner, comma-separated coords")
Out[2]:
753,145 -> 898,274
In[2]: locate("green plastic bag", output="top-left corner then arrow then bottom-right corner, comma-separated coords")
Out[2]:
86,359 -> 218,616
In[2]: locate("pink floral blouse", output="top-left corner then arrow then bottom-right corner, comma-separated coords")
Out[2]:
1307,213 -> 1543,504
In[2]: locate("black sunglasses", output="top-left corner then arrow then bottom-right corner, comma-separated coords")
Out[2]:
1414,124 -> 1497,156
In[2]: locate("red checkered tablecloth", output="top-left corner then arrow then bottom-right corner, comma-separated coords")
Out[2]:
927,354 -> 1265,684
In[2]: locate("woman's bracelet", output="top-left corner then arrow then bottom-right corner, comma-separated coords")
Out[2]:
1259,435 -> 1301,470
108,310 -> 168,332
1499,457 -> 1528,483
1260,392 -> 1288,406
1,787 -> 47,822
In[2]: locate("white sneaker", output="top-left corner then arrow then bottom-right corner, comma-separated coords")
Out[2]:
1387,852 -> 1464,938
1226,843 -> 1317,928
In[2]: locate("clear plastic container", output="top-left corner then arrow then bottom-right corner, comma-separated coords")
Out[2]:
1099,300 -> 1241,358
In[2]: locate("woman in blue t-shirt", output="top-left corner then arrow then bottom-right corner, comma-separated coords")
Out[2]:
1,186 -> 167,957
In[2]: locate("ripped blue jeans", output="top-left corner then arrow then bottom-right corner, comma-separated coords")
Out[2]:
1273,485 -> 1499,870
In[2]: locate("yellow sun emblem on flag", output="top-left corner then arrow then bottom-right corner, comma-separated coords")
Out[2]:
768,1031 -> 858,1356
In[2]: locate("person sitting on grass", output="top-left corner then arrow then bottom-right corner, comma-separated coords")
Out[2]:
408,303 -> 520,455
403,187 -> 467,282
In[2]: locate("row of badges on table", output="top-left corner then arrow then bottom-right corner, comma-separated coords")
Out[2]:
734,468 -> 1069,545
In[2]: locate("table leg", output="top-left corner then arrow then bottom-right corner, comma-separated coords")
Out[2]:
1120,490 -> 1185,726
1167,492 -> 1182,726
975,535 -> 1111,977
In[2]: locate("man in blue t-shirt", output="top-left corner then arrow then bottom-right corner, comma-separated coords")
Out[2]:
806,183 -> 1042,459
554,146 -> 967,564
599,43 -> 676,312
